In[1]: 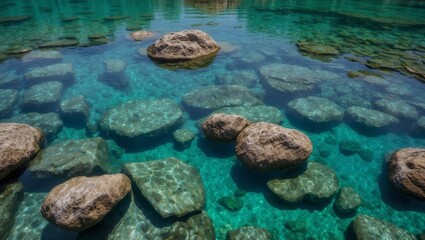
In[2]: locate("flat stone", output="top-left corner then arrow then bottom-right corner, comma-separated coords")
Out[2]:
123,158 -> 205,218
22,81 -> 63,112
0,73 -> 22,89
373,99 -> 418,120
21,50 -> 63,63
130,31 -> 155,41
39,40 -> 79,48
352,215 -> 416,240
202,113 -> 250,142
267,162 -> 339,202
227,226 -> 272,240
173,128 -> 196,148
6,112 -> 63,139
0,15 -> 31,24
215,70 -> 258,87
334,187 -> 361,214
0,123 -> 44,180
104,59 -> 126,72
218,195 -> 243,212
297,42 -> 340,55
100,99 -> 182,139
0,182 -> 24,240
0,89 -> 18,118
288,96 -> 344,123
346,106 -> 399,128
60,95 -> 90,123
24,63 -> 75,86
41,174 -> 131,231
213,105 -> 283,124
30,137 -> 110,179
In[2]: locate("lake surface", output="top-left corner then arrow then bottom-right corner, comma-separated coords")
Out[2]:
1,0 -> 425,239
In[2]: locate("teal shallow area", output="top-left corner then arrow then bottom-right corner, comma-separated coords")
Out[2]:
1,0 -> 425,239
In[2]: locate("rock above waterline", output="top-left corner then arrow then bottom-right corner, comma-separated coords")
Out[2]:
214,105 -> 283,124
0,89 -> 18,118
30,137 -> 109,179
123,158 -> 205,218
388,148 -> 425,201
0,182 -> 24,240
373,99 -> 418,121
226,226 -> 272,240
202,113 -> 250,142
41,174 -> 131,231
346,106 -> 399,128
24,63 -> 75,86
288,96 -> 344,123
147,30 -> 219,61
100,99 -> 182,139
22,81 -> 63,112
267,162 -> 339,202
352,215 -> 416,240
6,112 -> 63,139
0,123 -> 44,181
334,187 -> 361,214
236,122 -> 312,171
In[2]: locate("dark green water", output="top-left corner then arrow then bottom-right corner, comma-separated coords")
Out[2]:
1,0 -> 425,239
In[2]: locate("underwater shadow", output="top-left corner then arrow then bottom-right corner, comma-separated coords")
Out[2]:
41,223 -> 78,240
197,137 -> 236,158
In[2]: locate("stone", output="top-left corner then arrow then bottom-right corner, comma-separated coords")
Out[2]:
202,113 -> 250,142
0,89 -> 18,118
216,70 -> 258,87
213,105 -> 283,124
267,162 -> 339,202
259,63 -> 339,93
335,94 -> 371,109
60,95 -> 90,123
417,117 -> 425,131
6,112 -> 63,139
41,174 -> 131,231
104,59 -> 127,73
0,182 -> 24,240
334,187 -> 361,214
21,50 -> 63,63
352,215 -> 416,240
99,59 -> 129,90
22,81 -> 63,112
346,106 -> 399,128
297,42 -> 340,55
0,123 -> 44,181
218,41 -> 238,53
218,195 -> 244,212
285,220 -> 307,233
358,149 -> 374,162
373,99 -> 418,121
0,73 -> 22,89
226,226 -> 272,240
359,76 -> 389,85
183,85 -> 262,115
130,30 -> 155,41
173,128 -> 196,148
4,47 -> 32,55
24,63 -> 75,86
30,137 -> 110,179
100,99 -> 182,139
123,157 -> 205,218
339,140 -> 361,155
39,40 -> 79,48
236,122 -> 312,171
388,148 -> 425,201
88,34 -> 106,40
288,96 -> 344,123
234,188 -> 247,197
0,15 -> 31,24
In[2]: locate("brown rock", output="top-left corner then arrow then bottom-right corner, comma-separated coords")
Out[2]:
41,174 -> 131,231
236,122 -> 312,171
388,148 -> 425,200
0,123 -> 44,181
202,113 -> 250,142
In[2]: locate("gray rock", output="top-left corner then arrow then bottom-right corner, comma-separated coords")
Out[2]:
123,157 -> 205,218
0,73 -> 22,89
259,63 -> 339,93
226,226 -> 272,240
130,30 -> 155,41
104,59 -> 127,72
416,117 -> 425,131
173,128 -> 195,148
39,40 -> 79,48
218,195 -> 243,212
24,63 -> 75,86
346,106 -> 399,128
22,81 -> 63,112
0,182 -> 24,240
216,70 -> 258,87
60,95 -> 90,123
30,137 -> 109,179
0,123 -> 44,181
374,99 -> 418,120
352,215 -> 416,240
288,96 -> 344,123
99,59 -> 129,90
334,94 -> 371,109
0,89 -> 18,118
21,50 -> 63,63
0,15 -> 31,24
334,187 -> 361,213
100,99 -> 182,139
202,113 -> 250,142
6,112 -> 63,139
214,105 -> 283,124
267,162 -> 339,202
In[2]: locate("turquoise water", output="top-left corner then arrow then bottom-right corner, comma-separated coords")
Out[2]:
1,0 -> 425,239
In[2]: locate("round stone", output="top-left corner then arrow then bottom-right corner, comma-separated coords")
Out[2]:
202,113 -> 250,142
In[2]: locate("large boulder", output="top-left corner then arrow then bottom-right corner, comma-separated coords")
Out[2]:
22,81 -> 63,112
352,215 -> 416,240
333,187 -> 361,214
6,112 -> 63,139
267,162 -> 339,202
41,174 -> 131,231
202,113 -> 250,142
0,123 -> 44,181
259,63 -> 339,93
226,226 -> 272,240
373,99 -> 418,121
236,122 -> 312,171
100,99 -> 182,139
388,148 -> 425,200
213,105 -> 283,124
346,106 -> 399,128
123,157 -> 205,218
0,89 -> 18,118
0,182 -> 24,240
288,96 -> 344,123
30,137 -> 109,179
24,63 -> 75,86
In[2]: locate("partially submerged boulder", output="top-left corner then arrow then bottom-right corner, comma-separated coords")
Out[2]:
0,182 -> 24,240
288,96 -> 344,123
346,106 -> 399,128
0,89 -> 18,118
202,113 -> 250,142
24,63 -> 75,86
22,81 -> 63,112
351,215 -> 416,240
226,226 -> 272,240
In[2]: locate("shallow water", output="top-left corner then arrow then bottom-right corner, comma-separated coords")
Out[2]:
1,0 -> 425,239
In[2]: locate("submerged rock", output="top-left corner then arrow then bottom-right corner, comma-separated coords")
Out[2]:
218,195 -> 244,212
130,30 -> 155,41
267,162 -> 339,203
388,148 -> 425,201
0,123 -> 44,181
352,215 -> 416,240
123,158 -> 205,218
41,174 -> 131,231
0,89 -> 18,118
236,122 -> 312,171
346,106 -> 399,128
215,70 -> 259,87
373,99 -> 418,121
173,128 -> 196,148
226,226 -> 272,240
202,113 -> 250,142
297,42 -> 340,55
0,73 -> 22,89
60,95 -> 90,124
0,182 -> 24,240
213,105 -> 283,124
288,96 -> 344,123
339,140 -> 362,155
259,63 -> 339,93
183,85 -> 263,115
99,59 -> 129,91
7,112 -> 63,139
24,63 -> 75,86
21,50 -> 63,63
100,99 -> 182,139
39,39 -> 79,48
30,137 -> 110,179
334,187 -> 361,214
0,15 -> 31,24
22,81 -> 63,112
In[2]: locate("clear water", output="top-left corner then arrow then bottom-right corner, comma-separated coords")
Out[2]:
1,0 -> 425,239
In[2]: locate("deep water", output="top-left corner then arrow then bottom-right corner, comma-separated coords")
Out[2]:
1,0 -> 425,239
